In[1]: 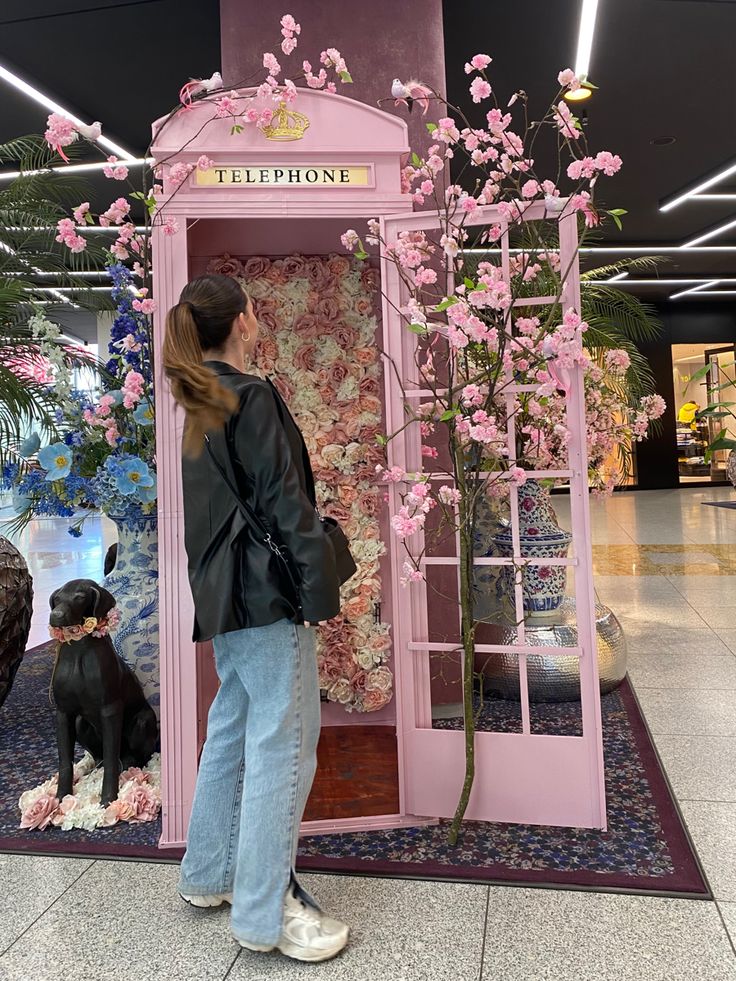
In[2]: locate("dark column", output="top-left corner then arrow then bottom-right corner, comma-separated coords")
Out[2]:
219,0 -> 446,154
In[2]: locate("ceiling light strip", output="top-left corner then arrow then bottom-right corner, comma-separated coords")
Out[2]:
0,158 -> 152,182
660,159 -> 736,212
669,280 -> 720,300
683,217 -> 736,248
574,0 -> 600,77
0,61 -> 136,160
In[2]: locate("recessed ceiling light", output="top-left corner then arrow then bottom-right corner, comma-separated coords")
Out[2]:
651,136 -> 677,146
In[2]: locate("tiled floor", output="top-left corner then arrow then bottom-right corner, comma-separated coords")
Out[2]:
4,486 -> 736,980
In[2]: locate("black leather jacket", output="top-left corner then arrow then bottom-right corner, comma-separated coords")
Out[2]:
182,361 -> 340,641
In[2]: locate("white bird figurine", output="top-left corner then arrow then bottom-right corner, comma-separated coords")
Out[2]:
75,121 -> 102,141
179,71 -> 224,109
391,77 -> 432,115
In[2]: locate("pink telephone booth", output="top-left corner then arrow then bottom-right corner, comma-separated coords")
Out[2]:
151,89 -> 606,850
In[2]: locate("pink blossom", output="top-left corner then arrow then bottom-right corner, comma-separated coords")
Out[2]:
55,217 -> 87,253
461,384 -> 484,407
414,266 -> 437,286
162,216 -> 179,236
460,195 -> 478,213
557,68 -> 581,91
118,334 -> 142,353
420,179 -> 434,195
110,241 -> 129,260
421,445 -> 439,459
102,155 -> 129,180
281,36 -> 298,55
378,465 -> 406,483
401,561 -> 424,585
465,54 -> 492,73
104,424 -> 120,446
214,96 -> 237,117
508,466 -> 527,485
197,154 -> 214,171
605,349 -> 631,372
567,157 -> 597,180
73,202 -> 90,224
341,229 -> 360,251
470,78 -> 492,103
282,79 -> 298,103
553,101 -> 581,140
320,47 -> 347,74
521,179 -> 540,199
437,117 -> 460,143
281,13 -> 300,33
168,162 -> 194,188
44,113 -> 76,156
438,485 -> 461,505
263,52 -> 281,76
101,197 -> 130,225
595,150 -> 623,176
641,393 -> 666,419
132,298 -> 156,315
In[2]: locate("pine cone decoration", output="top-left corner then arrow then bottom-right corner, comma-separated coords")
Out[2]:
0,536 -> 33,710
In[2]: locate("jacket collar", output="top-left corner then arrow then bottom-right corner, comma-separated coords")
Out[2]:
203,360 -> 245,377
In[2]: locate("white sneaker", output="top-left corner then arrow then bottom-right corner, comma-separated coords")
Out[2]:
238,889 -> 349,962
179,891 -> 233,908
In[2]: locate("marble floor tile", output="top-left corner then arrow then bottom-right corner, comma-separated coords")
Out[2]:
618,622 -> 733,657
691,607 -> 736,630
717,631 -> 736,655
481,887 -> 736,981
228,874 -> 487,981
680,801 -> 736,902
0,860 -> 239,981
0,854 -> 93,957
669,576 -> 736,605
633,689 -> 736,736
627,653 -> 736,690
653,735 -> 736,803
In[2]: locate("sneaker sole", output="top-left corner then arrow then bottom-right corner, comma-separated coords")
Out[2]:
179,893 -> 232,908
277,929 -> 349,963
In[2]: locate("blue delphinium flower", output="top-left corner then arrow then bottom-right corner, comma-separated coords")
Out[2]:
37,443 -> 73,481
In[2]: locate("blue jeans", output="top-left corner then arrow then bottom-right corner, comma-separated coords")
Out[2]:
178,619 -> 321,946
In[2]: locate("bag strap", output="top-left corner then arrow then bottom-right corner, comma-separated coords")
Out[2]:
203,434 -> 290,567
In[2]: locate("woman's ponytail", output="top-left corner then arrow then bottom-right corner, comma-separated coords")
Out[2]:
162,296 -> 240,457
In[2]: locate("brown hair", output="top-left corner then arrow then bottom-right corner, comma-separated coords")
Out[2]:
162,274 -> 246,456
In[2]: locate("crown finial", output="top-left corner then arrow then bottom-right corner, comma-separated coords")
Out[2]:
262,102 -> 310,142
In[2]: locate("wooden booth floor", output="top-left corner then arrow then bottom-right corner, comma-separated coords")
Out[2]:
303,725 -> 400,822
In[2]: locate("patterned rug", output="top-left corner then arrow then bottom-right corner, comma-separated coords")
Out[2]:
0,645 -> 708,896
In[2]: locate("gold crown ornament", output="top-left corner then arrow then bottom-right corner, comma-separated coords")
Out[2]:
262,102 -> 310,142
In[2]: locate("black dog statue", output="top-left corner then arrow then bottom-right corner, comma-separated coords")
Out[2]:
50,579 -> 159,805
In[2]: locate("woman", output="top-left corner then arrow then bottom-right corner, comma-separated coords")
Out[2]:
162,273 -> 348,962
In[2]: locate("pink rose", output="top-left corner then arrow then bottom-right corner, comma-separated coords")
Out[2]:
101,798 -> 136,826
362,688 -> 392,712
315,296 -> 342,323
368,633 -> 392,653
239,256 -> 269,280
344,516 -> 361,538
338,485 -> 359,507
330,361 -> 351,386
360,266 -> 381,292
306,258 -> 334,292
207,253 -> 244,278
258,356 -> 277,374
354,297 -> 374,317
120,784 -> 159,822
333,324 -> 358,350
256,336 -> 279,360
19,794 -> 59,830
354,347 -> 376,367
272,375 -> 295,402
344,594 -> 372,620
357,491 -> 380,517
264,260 -> 289,284
294,344 -> 318,373
282,255 -> 308,278
350,670 -> 369,694
359,376 -> 380,398
294,313 -> 321,338
323,502 -> 351,524
119,766 -> 151,785
366,665 -> 393,693
326,254 -> 351,277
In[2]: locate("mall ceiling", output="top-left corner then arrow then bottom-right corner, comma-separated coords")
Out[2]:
0,0 -> 734,343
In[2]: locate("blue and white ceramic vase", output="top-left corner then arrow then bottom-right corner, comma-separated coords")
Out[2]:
491,480 -> 572,617
103,513 -> 160,716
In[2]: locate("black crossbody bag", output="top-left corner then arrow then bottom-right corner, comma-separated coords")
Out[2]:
204,435 -> 356,616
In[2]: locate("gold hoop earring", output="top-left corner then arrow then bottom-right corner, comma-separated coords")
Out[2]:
241,331 -> 250,345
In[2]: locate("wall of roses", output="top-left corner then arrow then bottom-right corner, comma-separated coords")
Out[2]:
207,251 -> 394,714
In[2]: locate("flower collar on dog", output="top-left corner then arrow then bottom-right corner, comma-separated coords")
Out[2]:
50,608 -> 121,645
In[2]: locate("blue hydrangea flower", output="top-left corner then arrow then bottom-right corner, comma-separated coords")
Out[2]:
19,433 -> 41,457
115,457 -> 154,496
133,401 -> 154,427
38,443 -> 73,481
